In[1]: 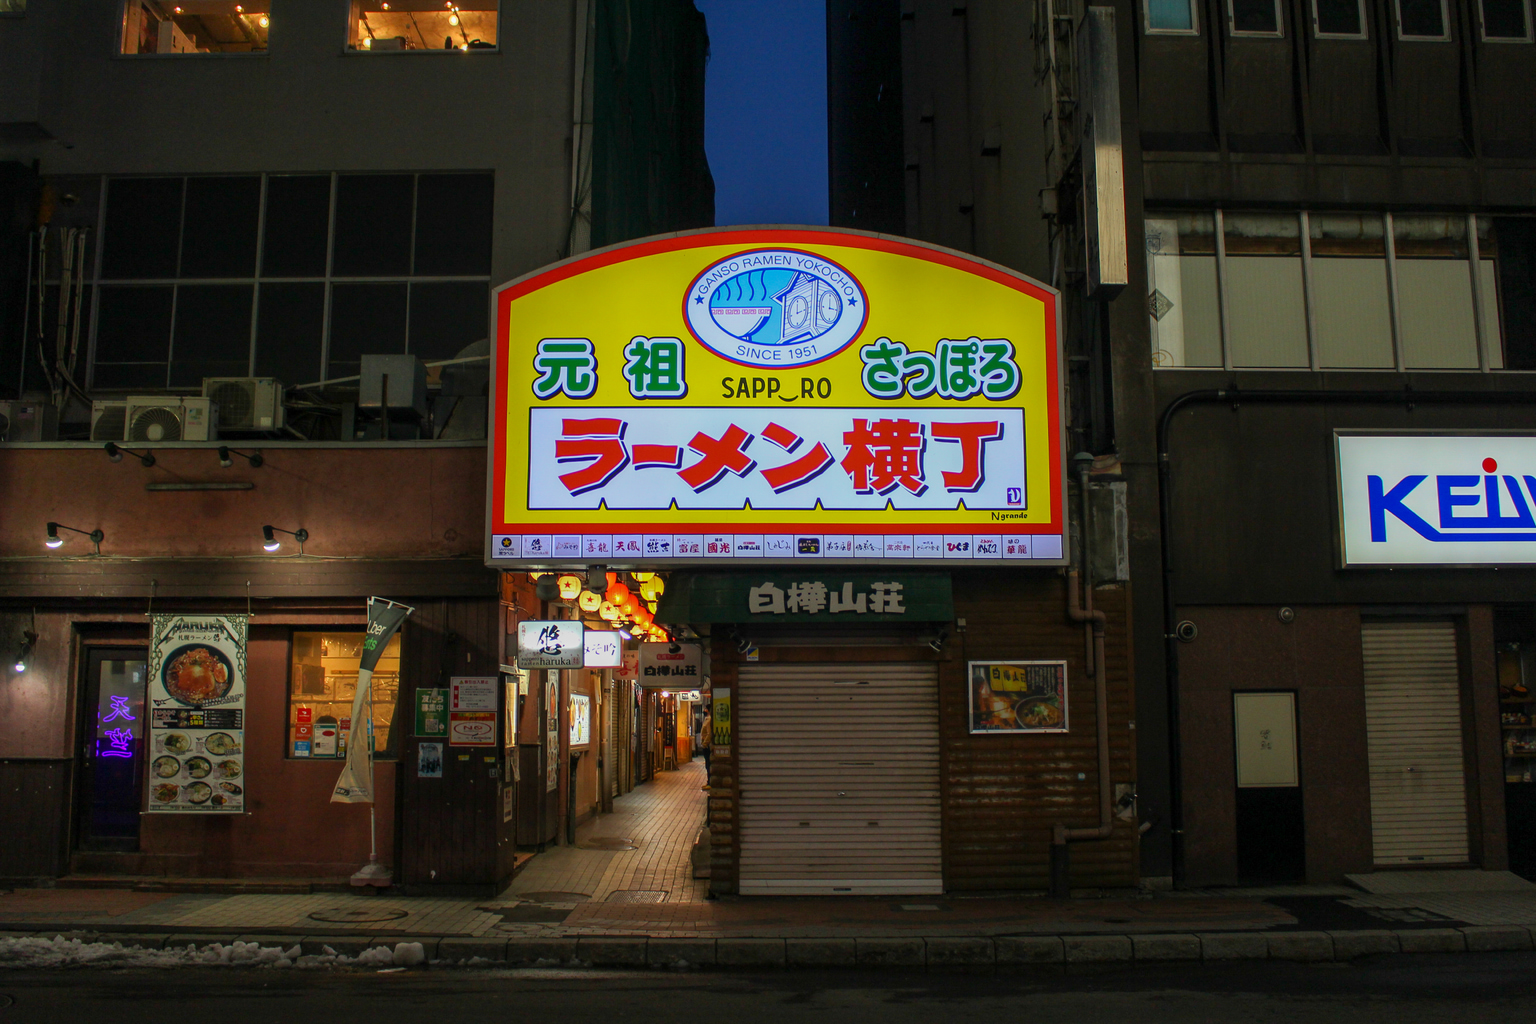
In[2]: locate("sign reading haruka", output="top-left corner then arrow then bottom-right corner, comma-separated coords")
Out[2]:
488,228 -> 1065,565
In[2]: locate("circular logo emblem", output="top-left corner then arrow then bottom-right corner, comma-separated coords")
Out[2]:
684,249 -> 868,369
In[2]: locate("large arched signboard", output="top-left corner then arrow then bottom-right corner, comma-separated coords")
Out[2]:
487,227 -> 1065,566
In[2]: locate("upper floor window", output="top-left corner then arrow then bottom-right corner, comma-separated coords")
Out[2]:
0,1 -> 27,15
1145,0 -> 1199,34
1480,0 -> 1533,39
1395,0 -> 1451,39
120,1 -> 269,55
1147,211 -> 1516,372
1313,0 -> 1368,37
348,1 -> 499,51
1230,0 -> 1284,35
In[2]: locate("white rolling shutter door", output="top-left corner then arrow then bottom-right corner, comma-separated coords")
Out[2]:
1361,622 -> 1469,865
738,662 -> 941,895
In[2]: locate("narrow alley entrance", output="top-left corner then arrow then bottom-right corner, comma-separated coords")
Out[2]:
505,756 -> 709,909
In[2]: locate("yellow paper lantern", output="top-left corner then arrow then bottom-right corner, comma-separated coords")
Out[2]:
630,571 -> 655,582
578,590 -> 602,612
599,601 -> 620,621
557,574 -> 582,600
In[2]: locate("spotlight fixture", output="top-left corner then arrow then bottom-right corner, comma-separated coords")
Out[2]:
13,629 -> 37,673
262,525 -> 308,553
217,446 -> 264,468
45,522 -> 103,555
927,629 -> 950,653
259,15 -> 269,27
103,442 -> 155,467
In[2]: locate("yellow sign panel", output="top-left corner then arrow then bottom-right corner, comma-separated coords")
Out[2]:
488,228 -> 1063,565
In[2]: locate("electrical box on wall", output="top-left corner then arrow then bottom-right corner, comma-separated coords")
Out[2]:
0,401 -> 58,442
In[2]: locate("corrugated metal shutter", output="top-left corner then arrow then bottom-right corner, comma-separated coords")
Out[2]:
738,662 -> 941,895
607,682 -> 618,799
1361,621 -> 1469,865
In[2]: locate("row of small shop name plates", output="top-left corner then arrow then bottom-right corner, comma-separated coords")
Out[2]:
493,533 -> 1065,561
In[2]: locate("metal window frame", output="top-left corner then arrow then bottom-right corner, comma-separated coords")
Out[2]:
1143,0 -> 1201,35
1152,208 -> 1509,373
1477,0 -> 1535,40
86,171 -> 493,391
1393,0 -> 1452,40
1311,0 -> 1369,37
1228,0 -> 1286,36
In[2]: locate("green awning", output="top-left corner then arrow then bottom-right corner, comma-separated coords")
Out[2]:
654,571 -> 953,624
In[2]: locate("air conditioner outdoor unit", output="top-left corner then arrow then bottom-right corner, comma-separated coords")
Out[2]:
124,396 -> 217,442
90,401 -> 129,442
201,377 -> 285,432
0,401 -> 59,442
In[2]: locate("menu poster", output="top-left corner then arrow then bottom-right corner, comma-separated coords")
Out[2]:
146,614 -> 248,813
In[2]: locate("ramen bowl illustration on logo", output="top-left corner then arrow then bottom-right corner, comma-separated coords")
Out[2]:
161,644 -> 234,706
684,248 -> 867,369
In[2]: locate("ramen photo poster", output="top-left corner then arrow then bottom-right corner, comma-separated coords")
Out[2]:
146,614 -> 248,813
967,660 -> 1068,734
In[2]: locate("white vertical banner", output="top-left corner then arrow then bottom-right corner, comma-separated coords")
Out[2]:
332,598 -> 414,804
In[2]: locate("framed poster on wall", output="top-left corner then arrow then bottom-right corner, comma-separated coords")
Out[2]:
967,660 -> 1068,734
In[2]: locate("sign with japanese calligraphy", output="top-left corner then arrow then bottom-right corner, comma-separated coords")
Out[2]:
638,642 -> 703,686
654,572 -> 953,623
488,228 -> 1065,566
583,630 -> 623,668
146,614 -> 247,814
968,660 -> 1068,734
414,688 -> 448,737
516,620 -> 585,668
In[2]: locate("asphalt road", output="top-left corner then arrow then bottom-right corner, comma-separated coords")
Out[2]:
4,953 -> 1535,1024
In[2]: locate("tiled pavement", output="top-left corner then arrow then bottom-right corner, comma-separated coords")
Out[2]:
4,762 -> 1536,945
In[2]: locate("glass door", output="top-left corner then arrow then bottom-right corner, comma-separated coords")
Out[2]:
77,648 -> 148,850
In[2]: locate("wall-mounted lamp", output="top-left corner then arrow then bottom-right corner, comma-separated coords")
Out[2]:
103,442 -> 155,467
13,629 -> 38,673
218,446 -> 264,468
45,521 -> 103,555
262,525 -> 308,554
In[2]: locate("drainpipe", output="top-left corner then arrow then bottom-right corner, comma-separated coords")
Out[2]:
1053,452 -> 1112,898
1157,386 -> 1536,890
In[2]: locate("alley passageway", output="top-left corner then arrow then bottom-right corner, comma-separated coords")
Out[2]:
507,757 -> 710,907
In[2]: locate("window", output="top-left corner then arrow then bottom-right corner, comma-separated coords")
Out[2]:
288,631 -> 402,759
1146,215 -> 1222,367
89,172 -> 493,390
1314,0 -> 1368,36
1145,0 -> 1199,33
349,1 -> 498,51
0,1 -> 27,15
1148,211 -> 1507,371
1480,0 -> 1534,39
1230,0 -> 1284,35
120,1 -> 269,55
1395,0 -> 1450,38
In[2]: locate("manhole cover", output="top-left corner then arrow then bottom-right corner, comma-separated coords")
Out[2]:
307,906 -> 409,923
578,837 -> 638,851
514,891 -> 590,904
606,890 -> 668,904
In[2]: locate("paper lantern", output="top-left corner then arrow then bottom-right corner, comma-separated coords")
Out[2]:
557,574 -> 582,600
578,590 -> 602,612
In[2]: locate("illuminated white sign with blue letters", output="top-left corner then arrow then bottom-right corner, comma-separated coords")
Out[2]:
1337,432 -> 1536,566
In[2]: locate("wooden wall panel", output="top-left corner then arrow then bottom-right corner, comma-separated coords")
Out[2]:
0,759 -> 72,881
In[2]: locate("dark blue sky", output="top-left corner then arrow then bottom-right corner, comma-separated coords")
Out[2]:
695,0 -> 828,227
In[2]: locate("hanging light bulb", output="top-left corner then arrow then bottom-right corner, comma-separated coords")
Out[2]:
362,36 -> 372,48
259,14 -> 269,27
448,12 -> 459,25
578,590 -> 602,613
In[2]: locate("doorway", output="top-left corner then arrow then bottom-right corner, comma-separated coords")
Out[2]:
1233,691 -> 1305,882
76,648 -> 149,851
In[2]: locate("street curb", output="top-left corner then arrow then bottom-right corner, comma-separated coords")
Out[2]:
6,926 -> 1536,970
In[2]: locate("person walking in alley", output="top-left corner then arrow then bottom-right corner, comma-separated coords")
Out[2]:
699,704 -> 712,789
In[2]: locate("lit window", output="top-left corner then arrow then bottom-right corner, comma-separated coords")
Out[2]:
1480,0 -> 1533,39
1395,0 -> 1450,39
1229,0 -> 1284,35
1145,215 -> 1221,367
288,632 -> 402,759
349,1 -> 498,51
1313,0 -> 1367,37
1145,0 -> 1199,34
120,0 -> 268,55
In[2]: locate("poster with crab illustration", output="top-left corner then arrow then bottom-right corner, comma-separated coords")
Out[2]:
145,614 -> 247,813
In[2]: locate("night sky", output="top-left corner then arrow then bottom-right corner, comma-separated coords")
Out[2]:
695,0 -> 829,227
